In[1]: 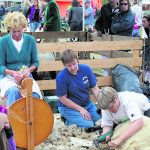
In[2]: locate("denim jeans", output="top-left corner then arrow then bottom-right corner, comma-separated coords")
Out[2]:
29,22 -> 40,32
58,101 -> 101,128
5,86 -> 40,107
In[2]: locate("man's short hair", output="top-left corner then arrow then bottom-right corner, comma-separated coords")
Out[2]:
97,87 -> 118,109
61,49 -> 78,65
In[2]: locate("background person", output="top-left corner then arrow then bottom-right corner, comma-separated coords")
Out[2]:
142,15 -> 150,38
26,0 -> 41,32
131,0 -> 142,37
84,0 -> 94,32
95,0 -> 119,36
111,0 -> 134,36
68,0 -> 83,32
43,0 -> 61,32
56,49 -> 101,128
97,86 -> 150,149
0,12 -> 42,107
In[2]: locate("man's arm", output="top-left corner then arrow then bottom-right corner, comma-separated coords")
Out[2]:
91,85 -> 99,99
109,118 -> 144,148
102,126 -> 113,134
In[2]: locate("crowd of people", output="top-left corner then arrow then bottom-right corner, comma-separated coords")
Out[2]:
0,0 -> 150,149
0,0 -> 149,38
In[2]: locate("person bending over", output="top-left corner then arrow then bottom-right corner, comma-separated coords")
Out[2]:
97,86 -> 150,149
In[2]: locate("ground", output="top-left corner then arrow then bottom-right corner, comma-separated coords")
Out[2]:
35,114 -> 109,150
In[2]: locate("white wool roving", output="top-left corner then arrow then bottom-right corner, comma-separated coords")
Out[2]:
111,116 -> 150,150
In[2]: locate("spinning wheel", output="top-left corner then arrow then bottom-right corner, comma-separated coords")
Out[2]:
8,78 -> 54,149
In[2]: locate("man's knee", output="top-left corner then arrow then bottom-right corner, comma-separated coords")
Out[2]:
79,120 -> 94,128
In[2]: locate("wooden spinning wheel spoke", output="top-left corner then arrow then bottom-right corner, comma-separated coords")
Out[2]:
8,78 -> 54,150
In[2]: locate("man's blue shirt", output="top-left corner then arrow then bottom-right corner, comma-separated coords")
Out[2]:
56,64 -> 97,107
84,6 -> 94,26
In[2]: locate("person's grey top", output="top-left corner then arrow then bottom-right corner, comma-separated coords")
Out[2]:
68,6 -> 83,25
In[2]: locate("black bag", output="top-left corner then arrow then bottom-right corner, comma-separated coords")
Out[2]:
111,64 -> 142,93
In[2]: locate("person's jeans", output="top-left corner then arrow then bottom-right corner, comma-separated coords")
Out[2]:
5,86 -> 40,107
29,22 -> 40,32
58,101 -> 101,128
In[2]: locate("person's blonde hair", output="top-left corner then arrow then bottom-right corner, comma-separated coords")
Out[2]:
4,12 -> 27,30
23,0 -> 31,8
97,87 -> 118,109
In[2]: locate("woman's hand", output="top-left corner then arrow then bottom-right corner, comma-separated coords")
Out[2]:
108,138 -> 123,149
13,71 -> 24,83
79,107 -> 92,120
23,68 -> 30,78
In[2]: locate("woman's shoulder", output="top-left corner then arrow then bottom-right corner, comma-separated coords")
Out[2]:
23,33 -> 35,40
0,33 -> 10,42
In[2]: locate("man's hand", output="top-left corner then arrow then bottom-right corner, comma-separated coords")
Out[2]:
108,138 -> 123,149
23,68 -> 30,78
79,107 -> 92,120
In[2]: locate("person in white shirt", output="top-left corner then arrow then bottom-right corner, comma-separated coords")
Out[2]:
97,86 -> 150,149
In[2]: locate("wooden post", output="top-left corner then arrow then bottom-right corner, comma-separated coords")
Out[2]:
21,78 -> 34,150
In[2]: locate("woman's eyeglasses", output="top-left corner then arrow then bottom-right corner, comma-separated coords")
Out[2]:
121,3 -> 128,6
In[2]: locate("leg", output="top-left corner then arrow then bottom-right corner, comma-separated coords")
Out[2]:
58,106 -> 95,128
29,22 -> 34,32
32,92 -> 40,98
34,22 -> 40,31
5,86 -> 21,107
86,101 -> 101,123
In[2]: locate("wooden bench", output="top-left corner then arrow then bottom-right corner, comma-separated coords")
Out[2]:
35,34 -> 142,101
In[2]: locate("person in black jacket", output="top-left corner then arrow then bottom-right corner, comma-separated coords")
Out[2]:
68,0 -> 83,31
95,0 -> 119,36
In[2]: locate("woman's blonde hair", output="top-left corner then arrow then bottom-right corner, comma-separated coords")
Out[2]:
4,12 -> 27,30
97,87 -> 118,109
